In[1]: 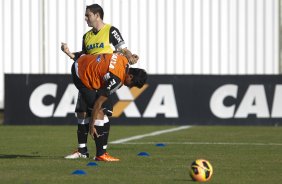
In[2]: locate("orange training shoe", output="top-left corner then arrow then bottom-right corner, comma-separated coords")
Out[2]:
94,153 -> 120,161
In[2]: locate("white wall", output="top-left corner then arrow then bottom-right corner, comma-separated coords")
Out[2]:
0,0 -> 280,108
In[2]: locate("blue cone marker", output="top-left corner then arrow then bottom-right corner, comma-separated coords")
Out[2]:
72,170 -> 86,175
155,143 -> 166,147
138,152 -> 150,156
87,162 -> 98,166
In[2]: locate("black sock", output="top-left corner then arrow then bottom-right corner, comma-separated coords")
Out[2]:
77,124 -> 89,153
94,126 -> 106,156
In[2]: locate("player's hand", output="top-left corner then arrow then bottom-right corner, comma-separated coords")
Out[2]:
90,124 -> 100,138
128,54 -> 139,65
61,42 -> 70,54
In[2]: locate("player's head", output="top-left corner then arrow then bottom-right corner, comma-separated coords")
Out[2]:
85,4 -> 104,28
125,68 -> 147,88
86,4 -> 104,19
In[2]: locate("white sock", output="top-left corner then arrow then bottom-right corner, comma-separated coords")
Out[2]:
77,117 -> 90,124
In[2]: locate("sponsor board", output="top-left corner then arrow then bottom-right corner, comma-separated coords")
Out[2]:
4,74 -> 282,125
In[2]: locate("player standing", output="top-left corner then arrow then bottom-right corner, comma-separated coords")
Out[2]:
61,4 -> 138,160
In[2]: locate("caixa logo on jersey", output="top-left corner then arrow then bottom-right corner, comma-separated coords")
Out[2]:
210,84 -> 282,119
28,83 -> 179,119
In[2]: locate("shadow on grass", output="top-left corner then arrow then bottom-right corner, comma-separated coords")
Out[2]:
0,153 -> 66,159
174,178 -> 194,182
0,154 -> 43,159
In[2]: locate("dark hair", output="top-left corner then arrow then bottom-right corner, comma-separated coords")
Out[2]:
128,68 -> 147,88
86,4 -> 104,20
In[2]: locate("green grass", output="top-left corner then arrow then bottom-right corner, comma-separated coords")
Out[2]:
0,125 -> 282,184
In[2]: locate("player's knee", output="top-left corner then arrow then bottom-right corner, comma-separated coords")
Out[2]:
76,112 -> 87,119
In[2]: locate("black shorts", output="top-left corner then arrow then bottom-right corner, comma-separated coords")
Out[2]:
72,63 -> 113,117
75,92 -> 113,117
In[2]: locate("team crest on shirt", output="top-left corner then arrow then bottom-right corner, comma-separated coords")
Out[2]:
96,55 -> 101,62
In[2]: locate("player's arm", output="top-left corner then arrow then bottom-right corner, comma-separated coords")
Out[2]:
89,72 -> 122,137
109,26 -> 139,65
61,38 -> 86,60
89,95 -> 108,138
61,42 -> 75,59
61,43 -> 84,60
121,48 -> 139,65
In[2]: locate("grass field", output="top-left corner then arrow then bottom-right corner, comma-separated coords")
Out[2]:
0,125 -> 282,184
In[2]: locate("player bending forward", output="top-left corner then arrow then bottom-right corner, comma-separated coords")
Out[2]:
68,53 -> 147,161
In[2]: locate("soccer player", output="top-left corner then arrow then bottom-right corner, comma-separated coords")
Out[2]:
68,53 -> 147,161
61,4 -> 138,159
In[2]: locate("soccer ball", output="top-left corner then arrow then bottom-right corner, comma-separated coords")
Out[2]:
189,159 -> 213,182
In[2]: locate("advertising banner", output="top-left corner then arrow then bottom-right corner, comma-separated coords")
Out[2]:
4,74 -> 282,125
